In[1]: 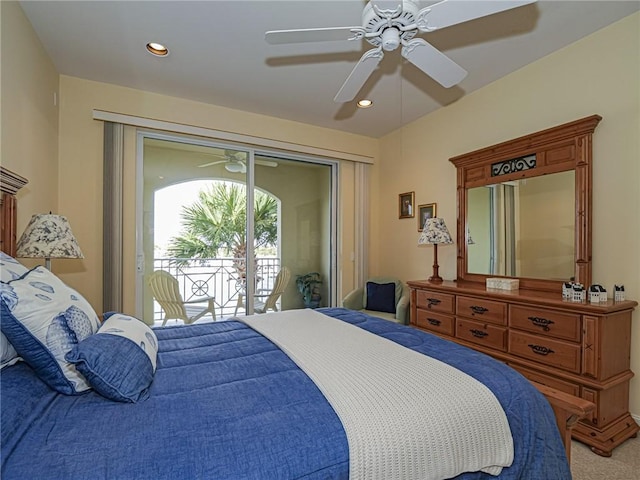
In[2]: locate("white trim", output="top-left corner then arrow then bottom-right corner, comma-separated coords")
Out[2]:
92,109 -> 374,164
632,413 -> 640,425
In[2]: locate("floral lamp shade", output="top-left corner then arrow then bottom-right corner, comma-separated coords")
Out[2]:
418,218 -> 453,246
16,214 -> 83,270
417,217 -> 453,283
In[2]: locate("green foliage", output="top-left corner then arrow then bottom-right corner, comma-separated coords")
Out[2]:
296,272 -> 322,307
167,183 -> 277,268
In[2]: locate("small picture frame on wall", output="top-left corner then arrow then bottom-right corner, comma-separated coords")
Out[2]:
399,192 -> 415,219
417,203 -> 437,231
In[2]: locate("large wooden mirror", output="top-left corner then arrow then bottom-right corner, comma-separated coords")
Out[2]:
450,115 -> 601,292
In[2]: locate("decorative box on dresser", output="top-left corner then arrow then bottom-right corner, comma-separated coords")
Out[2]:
408,279 -> 638,456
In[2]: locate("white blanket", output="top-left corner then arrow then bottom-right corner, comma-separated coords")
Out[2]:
240,309 -> 513,480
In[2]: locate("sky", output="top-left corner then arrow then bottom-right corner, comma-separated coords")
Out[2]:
153,180 -> 214,256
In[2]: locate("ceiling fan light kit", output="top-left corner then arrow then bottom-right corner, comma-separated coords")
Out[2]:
265,0 -> 537,102
224,162 -> 245,174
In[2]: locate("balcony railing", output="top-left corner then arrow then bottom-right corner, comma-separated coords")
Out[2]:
151,257 -> 281,322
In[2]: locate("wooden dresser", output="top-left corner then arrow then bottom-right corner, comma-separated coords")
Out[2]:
408,280 -> 639,456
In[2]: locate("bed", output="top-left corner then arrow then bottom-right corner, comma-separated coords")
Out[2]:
0,167 -> 589,479
2,305 -> 570,479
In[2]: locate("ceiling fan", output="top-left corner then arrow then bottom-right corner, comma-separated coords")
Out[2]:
265,0 -> 536,102
198,150 -> 278,173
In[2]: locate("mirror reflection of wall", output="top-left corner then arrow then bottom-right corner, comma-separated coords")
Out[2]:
467,186 -> 491,274
467,170 -> 575,280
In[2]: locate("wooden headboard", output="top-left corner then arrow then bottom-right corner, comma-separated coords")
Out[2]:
0,166 -> 29,255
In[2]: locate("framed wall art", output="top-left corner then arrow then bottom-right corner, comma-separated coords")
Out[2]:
399,192 -> 415,219
417,203 -> 437,231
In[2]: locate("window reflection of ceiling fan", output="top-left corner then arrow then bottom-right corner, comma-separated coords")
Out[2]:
198,150 -> 278,173
265,0 -> 536,102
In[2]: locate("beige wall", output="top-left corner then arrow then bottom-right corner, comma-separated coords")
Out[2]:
0,1 -> 59,257
375,13 -> 640,416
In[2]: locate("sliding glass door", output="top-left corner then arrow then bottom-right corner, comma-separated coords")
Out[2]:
139,133 -> 336,325
253,155 -> 333,314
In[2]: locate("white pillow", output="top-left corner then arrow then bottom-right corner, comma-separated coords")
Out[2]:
0,266 -> 101,394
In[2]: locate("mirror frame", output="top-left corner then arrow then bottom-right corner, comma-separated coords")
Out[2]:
450,115 -> 601,292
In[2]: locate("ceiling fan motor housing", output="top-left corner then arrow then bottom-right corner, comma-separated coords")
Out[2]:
363,0 -> 419,49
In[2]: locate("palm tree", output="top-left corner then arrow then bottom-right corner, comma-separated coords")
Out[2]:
167,182 -> 277,279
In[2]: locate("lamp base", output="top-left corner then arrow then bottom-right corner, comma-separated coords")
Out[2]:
428,244 -> 443,283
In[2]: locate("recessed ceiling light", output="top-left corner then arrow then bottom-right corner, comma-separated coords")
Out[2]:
357,99 -> 373,108
146,42 -> 169,57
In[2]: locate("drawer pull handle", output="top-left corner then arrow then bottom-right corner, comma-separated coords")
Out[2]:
470,329 -> 488,338
528,316 -> 555,331
427,318 -> 441,326
527,344 -> 555,356
470,306 -> 488,315
427,298 -> 441,308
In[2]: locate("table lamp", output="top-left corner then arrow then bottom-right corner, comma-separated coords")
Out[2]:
418,217 -> 453,283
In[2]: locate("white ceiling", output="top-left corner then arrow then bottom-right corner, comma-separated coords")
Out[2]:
19,1 -> 639,138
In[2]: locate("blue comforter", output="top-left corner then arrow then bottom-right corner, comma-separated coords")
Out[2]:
1,308 -> 570,479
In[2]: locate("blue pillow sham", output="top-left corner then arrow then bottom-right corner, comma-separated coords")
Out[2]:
66,313 -> 158,403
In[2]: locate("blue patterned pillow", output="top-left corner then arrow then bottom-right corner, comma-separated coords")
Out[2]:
0,266 -> 101,394
66,313 -> 158,402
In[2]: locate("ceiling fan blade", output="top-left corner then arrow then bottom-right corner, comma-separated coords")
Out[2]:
417,0 -> 536,32
198,160 -> 227,168
265,26 -> 364,45
334,48 -> 384,103
256,159 -> 278,168
402,38 -> 467,88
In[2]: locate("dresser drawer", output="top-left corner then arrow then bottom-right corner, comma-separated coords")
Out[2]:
509,331 -> 581,373
456,318 -> 507,351
415,310 -> 454,336
415,290 -> 454,314
510,305 -> 581,342
456,296 -> 507,325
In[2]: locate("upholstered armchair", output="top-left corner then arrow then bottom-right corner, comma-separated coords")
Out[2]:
342,276 -> 410,324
